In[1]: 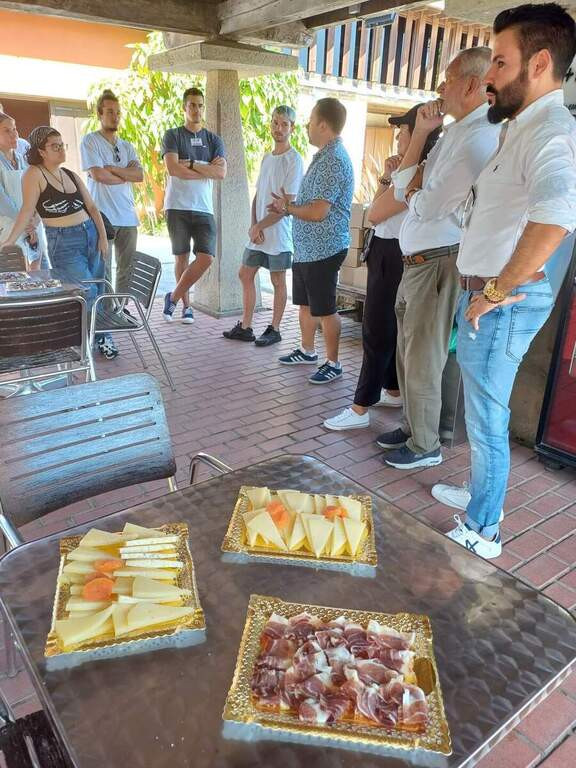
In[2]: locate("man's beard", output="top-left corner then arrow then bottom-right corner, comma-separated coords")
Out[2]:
487,66 -> 529,124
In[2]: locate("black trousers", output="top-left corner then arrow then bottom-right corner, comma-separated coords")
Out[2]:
354,235 -> 404,407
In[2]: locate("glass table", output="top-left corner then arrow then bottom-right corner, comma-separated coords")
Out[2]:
0,455 -> 574,767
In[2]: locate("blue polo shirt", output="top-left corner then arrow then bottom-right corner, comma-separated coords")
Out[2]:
292,137 -> 354,263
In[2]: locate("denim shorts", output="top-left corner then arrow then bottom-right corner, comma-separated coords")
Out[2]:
45,218 -> 104,306
166,209 -> 216,256
242,248 -> 292,271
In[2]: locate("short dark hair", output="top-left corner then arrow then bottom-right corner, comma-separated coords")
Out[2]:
26,127 -> 60,166
183,87 -> 204,106
493,3 -> 576,80
97,89 -> 119,115
314,97 -> 347,134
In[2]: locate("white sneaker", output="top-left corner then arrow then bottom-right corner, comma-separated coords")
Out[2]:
375,390 -> 403,408
446,515 -> 502,559
432,483 -> 504,522
323,407 -> 369,431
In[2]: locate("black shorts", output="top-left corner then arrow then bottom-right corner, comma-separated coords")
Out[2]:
166,209 -> 217,256
292,249 -> 347,317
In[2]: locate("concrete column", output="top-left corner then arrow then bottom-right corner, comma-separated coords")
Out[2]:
192,69 -> 261,317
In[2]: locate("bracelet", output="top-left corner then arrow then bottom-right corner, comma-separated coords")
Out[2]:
483,277 -> 508,304
283,201 -> 292,216
378,176 -> 391,187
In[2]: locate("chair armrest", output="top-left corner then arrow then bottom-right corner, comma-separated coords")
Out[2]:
189,452 -> 232,485
81,278 -> 115,293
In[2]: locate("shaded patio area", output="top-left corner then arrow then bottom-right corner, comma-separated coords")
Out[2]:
1,294 -> 575,766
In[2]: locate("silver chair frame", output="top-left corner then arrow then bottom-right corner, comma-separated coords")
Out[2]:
189,452 -> 232,485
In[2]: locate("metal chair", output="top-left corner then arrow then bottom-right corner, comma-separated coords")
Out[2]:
190,452 -> 232,485
0,372 -> 177,549
0,245 -> 27,272
86,252 -> 175,390
0,295 -> 95,395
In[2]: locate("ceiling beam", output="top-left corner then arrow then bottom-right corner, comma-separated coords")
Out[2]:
219,0 -> 359,37
304,0 -> 409,30
0,0 -> 218,36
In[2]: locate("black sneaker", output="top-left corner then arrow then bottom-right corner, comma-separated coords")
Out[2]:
376,428 -> 409,449
255,325 -> 282,347
222,321 -> 255,342
384,446 -> 442,469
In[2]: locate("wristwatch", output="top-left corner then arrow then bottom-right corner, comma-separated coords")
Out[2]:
483,277 -> 508,304
283,201 -> 292,216
378,176 -> 391,187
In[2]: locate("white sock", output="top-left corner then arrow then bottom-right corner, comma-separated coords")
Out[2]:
327,359 -> 341,368
303,348 -> 316,355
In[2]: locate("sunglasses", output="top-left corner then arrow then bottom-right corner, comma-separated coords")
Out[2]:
113,145 -> 121,163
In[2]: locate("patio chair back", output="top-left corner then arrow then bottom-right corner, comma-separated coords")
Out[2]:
0,295 -> 91,382
126,252 -> 161,320
0,373 -> 176,537
0,246 -> 26,272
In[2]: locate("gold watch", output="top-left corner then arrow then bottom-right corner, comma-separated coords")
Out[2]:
483,278 -> 508,304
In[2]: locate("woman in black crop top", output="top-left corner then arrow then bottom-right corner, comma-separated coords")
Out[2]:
0,126 -> 119,359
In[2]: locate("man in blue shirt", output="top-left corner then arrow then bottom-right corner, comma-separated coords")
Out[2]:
269,98 -> 354,384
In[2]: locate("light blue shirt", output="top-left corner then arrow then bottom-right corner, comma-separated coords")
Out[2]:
0,143 -> 28,218
292,137 -> 354,262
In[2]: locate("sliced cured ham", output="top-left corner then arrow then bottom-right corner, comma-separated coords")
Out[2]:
256,637 -> 296,671
367,620 -> 415,651
369,647 -> 415,675
262,612 -> 289,642
399,684 -> 428,731
285,612 -> 322,643
355,659 -> 402,686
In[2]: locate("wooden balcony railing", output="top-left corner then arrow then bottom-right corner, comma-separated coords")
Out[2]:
299,10 -> 492,92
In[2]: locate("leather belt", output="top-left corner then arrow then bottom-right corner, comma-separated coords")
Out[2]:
459,272 -> 546,291
402,244 -> 459,267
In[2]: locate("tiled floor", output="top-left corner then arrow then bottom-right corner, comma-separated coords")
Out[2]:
1,297 -> 575,766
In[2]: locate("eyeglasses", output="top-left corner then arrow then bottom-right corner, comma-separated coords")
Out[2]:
113,145 -> 121,163
46,142 -> 67,151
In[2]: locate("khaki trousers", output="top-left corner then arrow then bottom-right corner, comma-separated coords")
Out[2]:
395,247 -> 461,454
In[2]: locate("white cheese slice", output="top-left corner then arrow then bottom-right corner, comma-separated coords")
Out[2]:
117,594 -> 177,604
65,598 -> 110,613
276,490 -> 304,512
78,529 -> 126,548
112,604 -> 133,637
298,493 -> 315,514
111,578 -> 133,595
245,487 -> 271,509
120,551 -> 178,560
123,535 -> 180,547
126,602 -> 194,632
331,517 -> 348,557
112,568 -> 177,580
59,573 -> 85,585
303,516 -> 333,558
342,518 -> 366,557
66,547 -> 111,563
62,562 -> 97,575
338,496 -> 363,521
288,513 -> 307,551
122,559 -> 183,569
325,495 -> 340,508
54,605 -> 115,647
122,522 -> 166,538
314,494 -> 327,514
246,510 -> 286,550
69,585 -> 83,596
118,543 -> 178,554
132,576 -> 191,600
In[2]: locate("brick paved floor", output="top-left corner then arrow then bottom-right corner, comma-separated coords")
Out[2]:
1,297 -> 575,766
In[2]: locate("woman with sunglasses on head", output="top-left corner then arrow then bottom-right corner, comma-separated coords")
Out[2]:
323,104 -> 441,431
0,112 -> 48,270
0,125 -> 118,359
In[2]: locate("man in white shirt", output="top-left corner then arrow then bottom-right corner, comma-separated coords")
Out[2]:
80,90 -> 143,295
223,106 -> 303,347
431,3 -> 576,559
378,47 -> 500,470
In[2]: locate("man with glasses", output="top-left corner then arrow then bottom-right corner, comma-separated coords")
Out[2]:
377,47 -> 500,469
162,87 -> 227,325
80,89 -> 143,294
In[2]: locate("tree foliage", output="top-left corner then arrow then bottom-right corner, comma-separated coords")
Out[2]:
86,32 -> 307,232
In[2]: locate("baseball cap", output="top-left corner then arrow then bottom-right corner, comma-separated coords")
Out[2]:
388,103 -> 425,131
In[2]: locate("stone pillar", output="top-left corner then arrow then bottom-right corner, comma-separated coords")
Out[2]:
192,69 -> 261,317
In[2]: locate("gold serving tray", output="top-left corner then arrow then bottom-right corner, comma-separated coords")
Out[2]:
45,523 -> 205,658
222,487 -> 377,567
223,595 -> 451,756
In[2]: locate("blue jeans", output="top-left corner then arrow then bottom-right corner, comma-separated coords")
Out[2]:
456,280 -> 554,538
45,219 -> 104,309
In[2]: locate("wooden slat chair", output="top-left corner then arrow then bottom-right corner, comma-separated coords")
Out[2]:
86,252 -> 175,390
0,296 -> 94,394
0,246 -> 27,273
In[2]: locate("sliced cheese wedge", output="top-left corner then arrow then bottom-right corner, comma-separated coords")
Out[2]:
69,585 -> 83,596
123,535 -> 179,547
126,602 -> 194,632
112,604 -> 133,637
122,522 -> 166,538
111,578 -> 133,595
62,562 -> 97,575
331,517 -> 348,557
121,559 -> 183,569
298,493 -> 315,515
66,598 -> 110,613
79,529 -> 125,548
54,605 -> 115,647
118,543 -> 178,555
132,576 -> 191,601
338,496 -> 363,521
59,573 -> 85,585
288,513 -> 307,551
314,494 -> 327,514
303,516 -> 333,558
245,486 -> 271,509
117,594 -> 178,604
277,490 -> 305,512
246,510 -> 286,550
120,551 -> 178,560
113,568 -> 177,580
66,547 -> 111,563
342,518 -> 366,557
325,495 -> 340,508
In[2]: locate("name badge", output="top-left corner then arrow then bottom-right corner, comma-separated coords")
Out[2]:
190,138 -> 203,147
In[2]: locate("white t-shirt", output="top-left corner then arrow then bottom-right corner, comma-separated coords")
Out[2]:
374,209 -> 406,240
80,132 -> 140,228
246,148 -> 304,255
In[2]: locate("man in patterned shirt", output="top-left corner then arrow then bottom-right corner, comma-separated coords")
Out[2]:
268,98 -> 354,384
